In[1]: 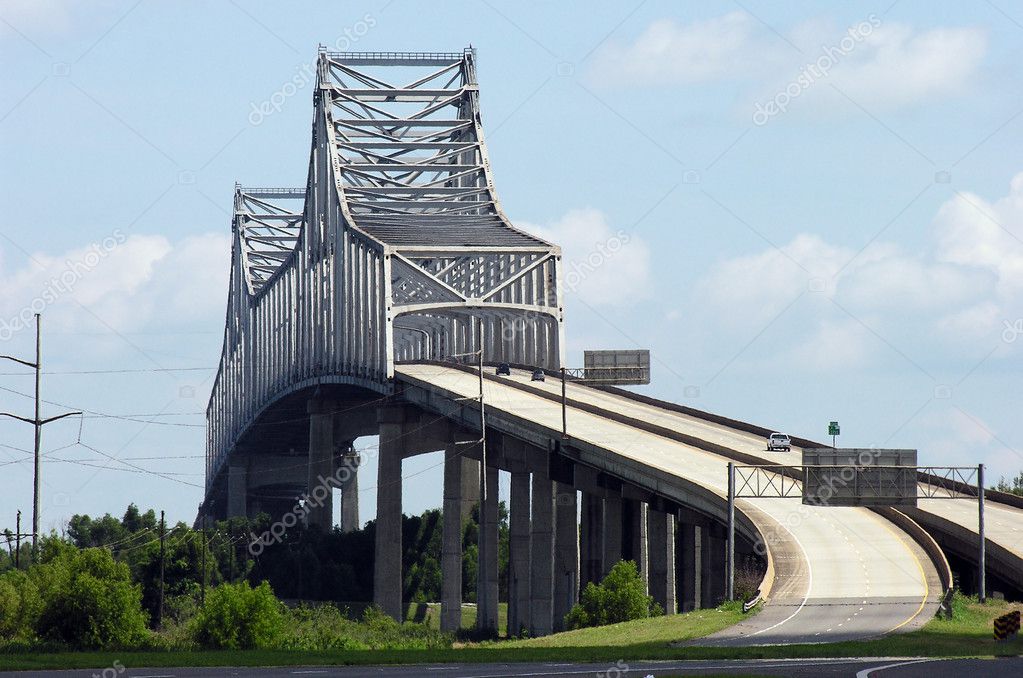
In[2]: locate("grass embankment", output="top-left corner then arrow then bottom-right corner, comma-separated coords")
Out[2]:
2,595 -> 1020,671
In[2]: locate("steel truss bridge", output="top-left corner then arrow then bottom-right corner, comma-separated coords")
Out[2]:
204,48 -> 1023,643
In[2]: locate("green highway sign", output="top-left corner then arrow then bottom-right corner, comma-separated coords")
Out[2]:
828,421 -> 840,436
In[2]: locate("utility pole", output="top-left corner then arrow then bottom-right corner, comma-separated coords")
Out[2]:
158,510 -> 166,627
15,511 -> 21,570
201,518 -> 207,604
0,314 -> 81,562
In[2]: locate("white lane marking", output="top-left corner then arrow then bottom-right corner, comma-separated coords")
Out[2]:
746,517 -> 813,637
855,658 -> 935,678
461,661 -> 859,678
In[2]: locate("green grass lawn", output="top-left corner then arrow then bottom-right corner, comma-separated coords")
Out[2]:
2,596 -> 1020,672
406,601 -> 508,636
503,602 -> 746,648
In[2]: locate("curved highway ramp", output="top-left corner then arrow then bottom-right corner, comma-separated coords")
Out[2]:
396,363 -> 943,645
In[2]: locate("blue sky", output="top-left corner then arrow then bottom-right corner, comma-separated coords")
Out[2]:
1,0 -> 1021,530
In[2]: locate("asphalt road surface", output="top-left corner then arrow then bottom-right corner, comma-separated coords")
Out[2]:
6,657 -> 1023,677
398,364 -> 940,645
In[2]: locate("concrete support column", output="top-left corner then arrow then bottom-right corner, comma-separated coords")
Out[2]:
553,482 -> 578,631
529,469 -> 555,637
228,462 -> 247,518
580,493 -> 603,587
648,509 -> 677,614
624,499 -> 648,588
441,445 -> 464,633
477,464 -> 500,634
338,443 -> 360,533
306,400 -> 336,529
602,494 -> 623,577
460,457 -> 480,523
678,522 -> 702,612
508,471 -> 531,637
374,409 -> 405,621
702,530 -> 725,608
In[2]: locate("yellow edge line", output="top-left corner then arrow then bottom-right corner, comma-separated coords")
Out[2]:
875,515 -> 930,634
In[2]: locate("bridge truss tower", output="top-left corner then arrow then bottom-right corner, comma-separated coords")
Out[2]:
207,49 -> 564,483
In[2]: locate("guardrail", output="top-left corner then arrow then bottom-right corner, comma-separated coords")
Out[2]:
742,589 -> 762,613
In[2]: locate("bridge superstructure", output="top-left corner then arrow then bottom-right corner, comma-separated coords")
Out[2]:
204,47 -> 1019,643
207,49 -> 563,493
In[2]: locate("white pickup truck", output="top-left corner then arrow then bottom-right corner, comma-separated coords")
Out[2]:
767,432 -> 791,451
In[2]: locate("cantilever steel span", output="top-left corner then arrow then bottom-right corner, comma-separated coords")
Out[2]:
207,49 -> 565,485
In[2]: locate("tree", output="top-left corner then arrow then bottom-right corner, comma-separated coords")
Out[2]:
995,471 -> 1023,497
31,541 -> 149,649
190,581 -> 283,649
565,560 -> 661,630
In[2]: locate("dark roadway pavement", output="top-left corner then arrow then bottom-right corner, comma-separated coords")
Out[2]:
4,657 -> 1023,678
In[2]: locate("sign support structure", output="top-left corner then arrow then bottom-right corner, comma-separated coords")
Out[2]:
725,461 -> 986,604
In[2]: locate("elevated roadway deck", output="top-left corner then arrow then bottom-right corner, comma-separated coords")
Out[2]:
396,363 -> 942,644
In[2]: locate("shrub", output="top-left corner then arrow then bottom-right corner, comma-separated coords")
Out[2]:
30,546 -> 149,649
565,560 -> 660,630
280,604 -> 367,651
190,581 -> 283,649
0,569 -> 41,643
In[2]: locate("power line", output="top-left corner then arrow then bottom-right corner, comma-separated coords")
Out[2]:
0,367 -> 215,376
0,385 -> 205,427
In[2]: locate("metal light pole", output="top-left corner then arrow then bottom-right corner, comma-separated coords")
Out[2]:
475,316 -> 490,632
726,462 -> 735,600
560,367 -> 567,439
978,463 -> 986,603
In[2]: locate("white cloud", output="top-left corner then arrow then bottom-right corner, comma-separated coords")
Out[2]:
0,231 -> 230,341
821,23 -> 987,109
695,233 -> 845,328
591,12 -> 987,112
518,208 -> 652,307
691,173 -> 1023,371
0,0 -> 79,37
588,12 -> 759,86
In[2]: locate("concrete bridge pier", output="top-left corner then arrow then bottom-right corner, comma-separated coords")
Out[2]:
623,499 -> 648,587
374,406 -> 407,620
580,493 -> 603,587
648,508 -> 677,614
441,443 -> 466,632
477,462 -> 500,634
701,527 -> 726,608
529,455 -> 556,637
306,400 -> 338,529
553,481 -> 579,631
507,470 -> 532,636
602,494 -> 623,577
337,441 -> 360,533
678,520 -> 703,612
